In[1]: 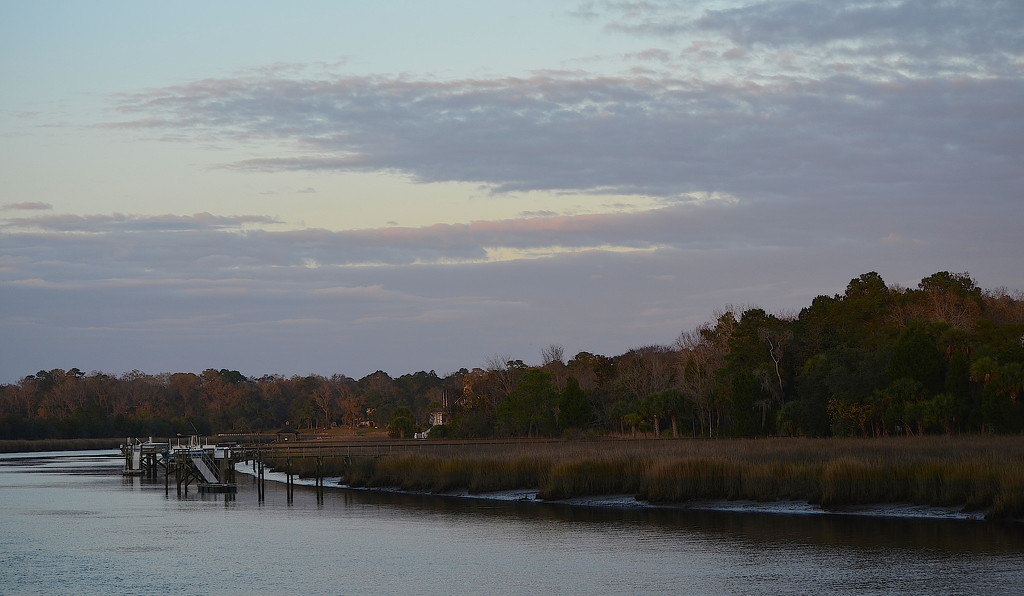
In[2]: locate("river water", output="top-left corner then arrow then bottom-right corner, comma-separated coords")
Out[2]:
1,450 -> 1021,595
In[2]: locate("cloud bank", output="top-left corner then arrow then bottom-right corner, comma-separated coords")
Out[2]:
107,69 -> 1022,207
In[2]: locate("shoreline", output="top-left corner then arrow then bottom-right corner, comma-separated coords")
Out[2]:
235,462 -> 993,523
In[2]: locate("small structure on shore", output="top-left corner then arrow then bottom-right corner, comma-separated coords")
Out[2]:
276,427 -> 300,442
428,410 -> 447,426
414,410 -> 448,439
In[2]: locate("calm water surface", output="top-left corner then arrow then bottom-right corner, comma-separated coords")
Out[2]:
0,450 -> 1021,595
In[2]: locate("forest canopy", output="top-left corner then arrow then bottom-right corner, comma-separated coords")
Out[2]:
2,271 -> 1022,440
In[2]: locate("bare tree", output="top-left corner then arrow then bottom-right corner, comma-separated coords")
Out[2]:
335,382 -> 363,427
674,311 -> 736,437
984,287 -> 1024,324
309,376 -> 335,429
485,354 -> 525,399
758,326 -> 792,405
541,344 -> 568,392
617,346 -> 674,402
541,344 -> 564,366
912,271 -> 983,331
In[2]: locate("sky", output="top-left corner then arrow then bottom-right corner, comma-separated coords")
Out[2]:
2,0 -> 1022,383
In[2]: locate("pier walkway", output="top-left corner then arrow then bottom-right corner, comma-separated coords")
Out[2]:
123,434 -> 568,502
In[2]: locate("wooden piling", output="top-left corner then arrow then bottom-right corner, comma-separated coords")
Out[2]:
257,456 -> 266,502
286,457 -> 294,503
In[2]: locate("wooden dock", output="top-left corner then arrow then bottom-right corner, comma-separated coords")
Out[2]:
124,434 -> 568,503
121,435 -> 238,495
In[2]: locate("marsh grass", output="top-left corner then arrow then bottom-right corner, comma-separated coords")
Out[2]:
368,455 -> 548,493
539,457 -> 644,499
275,436 -> 1024,520
0,438 -> 122,453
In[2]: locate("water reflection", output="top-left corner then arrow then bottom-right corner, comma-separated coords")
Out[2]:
182,463 -> 1023,561
319,487 -> 1024,555
3,450 -> 1023,596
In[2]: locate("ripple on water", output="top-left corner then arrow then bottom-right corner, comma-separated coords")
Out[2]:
22,509 -> 98,517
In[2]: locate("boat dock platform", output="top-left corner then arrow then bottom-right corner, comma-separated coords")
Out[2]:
120,435 -> 238,494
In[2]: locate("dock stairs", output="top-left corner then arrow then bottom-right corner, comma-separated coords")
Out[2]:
189,451 -> 221,484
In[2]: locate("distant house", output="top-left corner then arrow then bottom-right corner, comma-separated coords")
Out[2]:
414,411 -> 449,440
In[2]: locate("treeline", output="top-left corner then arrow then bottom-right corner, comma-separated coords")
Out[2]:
2,271 -> 1023,440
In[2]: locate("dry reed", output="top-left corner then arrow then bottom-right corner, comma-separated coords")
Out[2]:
281,436 -> 1024,521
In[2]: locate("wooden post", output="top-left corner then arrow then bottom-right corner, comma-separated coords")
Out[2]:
286,457 -> 294,504
175,457 -> 183,497
257,456 -> 265,502
315,455 -> 324,505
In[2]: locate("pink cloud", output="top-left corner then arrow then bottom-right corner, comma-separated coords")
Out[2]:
2,202 -> 53,210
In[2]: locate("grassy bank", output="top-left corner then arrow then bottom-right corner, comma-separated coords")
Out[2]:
0,438 -> 123,453
273,436 -> 1024,521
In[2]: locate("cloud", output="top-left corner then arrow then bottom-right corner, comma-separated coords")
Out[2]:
2,212 -> 281,233
595,0 -> 1023,75
103,43 -> 1022,209
2,205 -> 703,275
693,1 -> 1022,56
2,191 -> 1017,284
3,202 -> 53,210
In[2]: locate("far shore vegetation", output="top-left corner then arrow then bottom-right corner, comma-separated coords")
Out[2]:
3,270 -> 1024,518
